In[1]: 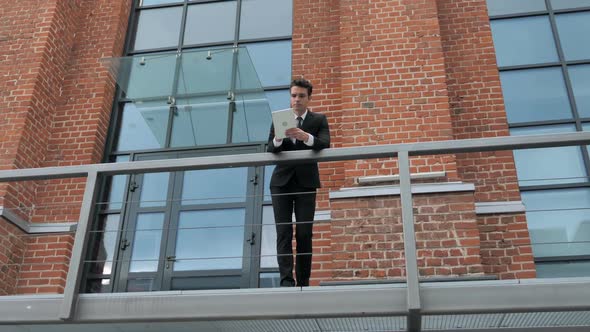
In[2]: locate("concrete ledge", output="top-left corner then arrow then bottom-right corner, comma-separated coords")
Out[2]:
329,182 -> 475,200
0,206 -> 77,234
475,201 -> 526,214
358,171 -> 446,184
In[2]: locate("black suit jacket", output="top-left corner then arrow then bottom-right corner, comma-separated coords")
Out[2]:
267,111 -> 330,188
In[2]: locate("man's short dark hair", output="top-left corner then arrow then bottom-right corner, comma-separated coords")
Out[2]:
291,78 -> 313,97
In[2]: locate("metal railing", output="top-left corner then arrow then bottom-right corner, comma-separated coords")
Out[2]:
1,131 -> 590,330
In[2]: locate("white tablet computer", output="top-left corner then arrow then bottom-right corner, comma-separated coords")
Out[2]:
271,108 -> 297,139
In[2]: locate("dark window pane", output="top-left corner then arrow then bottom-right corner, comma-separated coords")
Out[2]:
486,0 -> 546,16
260,205 -> 278,268
170,97 -> 230,147
239,0 -> 292,40
184,1 -> 237,46
491,16 -> 558,67
536,261 -> 590,278
127,278 -> 156,292
555,12 -> 590,61
569,65 -> 590,118
129,212 -> 164,272
511,125 -> 586,186
105,155 -> 130,210
551,0 -> 590,10
140,0 -> 183,6
245,41 -> 292,87
139,172 -> 170,207
133,7 -> 182,50
500,67 -> 572,123
116,102 -> 169,151
88,214 -> 121,275
85,279 -> 111,293
181,167 -> 248,204
522,188 -> 590,258
174,209 -> 245,270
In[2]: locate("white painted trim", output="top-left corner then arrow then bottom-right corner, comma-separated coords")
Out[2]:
330,182 -> 475,199
358,171 -> 446,184
475,201 -> 526,214
0,206 -> 77,234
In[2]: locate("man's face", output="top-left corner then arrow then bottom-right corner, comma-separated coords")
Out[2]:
290,86 -> 311,114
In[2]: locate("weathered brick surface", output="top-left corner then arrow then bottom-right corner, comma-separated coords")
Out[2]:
0,217 -> 25,295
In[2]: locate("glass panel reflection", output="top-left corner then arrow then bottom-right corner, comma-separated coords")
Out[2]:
511,125 -> 586,186
536,260 -> 590,278
259,272 -> 281,288
265,90 -> 290,111
491,16 -> 558,67
232,95 -> 273,142
260,205 -> 278,268
170,97 -> 230,147
551,0 -> 590,10
239,0 -> 293,40
133,7 -> 182,50
174,209 -> 245,271
178,48 -> 233,95
245,41 -> 292,87
129,213 -> 164,272
486,0 -> 546,16
123,53 -> 177,100
140,0 -> 183,6
500,67 -> 572,123
522,189 -> 590,258
181,167 -> 247,204
105,155 -> 130,210
569,65 -> 590,118
89,214 -> 120,275
184,1 -> 237,45
139,172 -> 170,207
263,165 -> 275,201
116,102 -> 169,151
555,12 -> 590,61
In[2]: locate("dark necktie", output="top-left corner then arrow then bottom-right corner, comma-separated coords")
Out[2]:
296,116 -> 303,129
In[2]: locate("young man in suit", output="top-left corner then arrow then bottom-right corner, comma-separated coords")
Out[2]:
267,78 -> 331,287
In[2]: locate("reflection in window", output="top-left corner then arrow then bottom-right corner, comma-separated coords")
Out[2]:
170,98 -> 230,147
245,41 -> 292,87
265,90 -> 291,111
181,167 -> 248,204
232,96 -> 272,143
105,155 -> 130,210
133,7 -> 182,50
88,214 -> 120,275
129,213 -> 165,272
569,65 -> 590,118
260,205 -> 278,268
178,48 -> 234,95
184,1 -> 237,46
174,209 -> 245,271
511,125 -> 586,186
491,16 -> 558,67
139,172 -> 170,207
116,103 -> 169,151
239,0 -> 292,40
536,261 -> 590,278
259,272 -> 281,288
522,189 -> 590,258
551,0 -> 590,10
555,12 -> 590,61
486,0 -> 546,16
263,165 -> 275,201
500,67 -> 572,124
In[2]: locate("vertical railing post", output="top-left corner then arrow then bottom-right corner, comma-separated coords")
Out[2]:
398,151 -> 421,332
59,171 -> 100,320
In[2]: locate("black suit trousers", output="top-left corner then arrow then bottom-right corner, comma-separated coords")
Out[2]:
270,179 -> 316,287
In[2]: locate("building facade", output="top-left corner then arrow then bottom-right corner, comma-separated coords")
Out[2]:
0,0 -> 589,300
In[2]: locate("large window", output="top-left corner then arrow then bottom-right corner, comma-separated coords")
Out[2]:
86,0 -> 292,293
487,0 -> 590,277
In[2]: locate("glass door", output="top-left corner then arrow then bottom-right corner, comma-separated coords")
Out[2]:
114,146 -> 262,292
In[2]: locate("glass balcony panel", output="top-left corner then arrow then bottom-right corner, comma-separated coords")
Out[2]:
500,67 -> 572,123
239,0 -> 293,40
174,209 -> 245,271
245,41 -> 292,87
169,96 -> 230,147
232,94 -> 273,143
118,52 -> 177,101
259,272 -> 281,288
181,167 -> 248,205
184,1 -> 237,46
129,212 -> 165,272
491,16 -> 558,67
555,12 -> 590,61
178,48 -> 234,95
486,0 -> 546,16
569,65 -> 590,118
536,260 -> 590,278
510,125 -> 586,186
522,188 -> 590,258
551,0 -> 590,10
265,89 -> 291,111
116,102 -> 169,151
133,7 -> 182,50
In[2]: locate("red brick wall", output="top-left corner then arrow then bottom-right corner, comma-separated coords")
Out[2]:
0,218 -> 25,295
